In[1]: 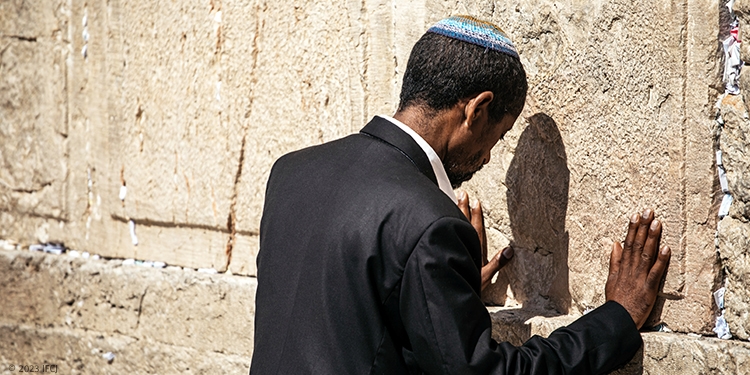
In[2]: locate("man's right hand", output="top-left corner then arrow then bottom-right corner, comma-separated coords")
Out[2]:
605,209 -> 671,329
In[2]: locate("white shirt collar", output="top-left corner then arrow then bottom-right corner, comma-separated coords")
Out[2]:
378,115 -> 457,204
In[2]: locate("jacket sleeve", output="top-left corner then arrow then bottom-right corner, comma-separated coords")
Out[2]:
398,216 -> 642,375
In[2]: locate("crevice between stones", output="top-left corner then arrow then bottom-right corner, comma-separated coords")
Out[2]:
109,214 -> 257,237
224,134 -> 246,272
1,34 -> 37,42
135,286 -> 148,329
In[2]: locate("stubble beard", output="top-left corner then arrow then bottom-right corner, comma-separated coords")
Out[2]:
443,151 -> 484,189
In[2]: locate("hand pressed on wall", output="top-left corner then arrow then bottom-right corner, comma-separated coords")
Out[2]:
457,191 -> 514,293
606,209 -> 672,329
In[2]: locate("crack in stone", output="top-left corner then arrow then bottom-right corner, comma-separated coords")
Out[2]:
109,214 -> 258,237
1,34 -> 37,42
224,134 -> 246,271
221,4 -> 263,271
0,180 -> 53,194
135,286 -> 148,329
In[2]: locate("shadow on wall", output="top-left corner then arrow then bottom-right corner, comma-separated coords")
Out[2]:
505,113 -> 571,314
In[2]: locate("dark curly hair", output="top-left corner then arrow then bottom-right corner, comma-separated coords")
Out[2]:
398,32 -> 528,121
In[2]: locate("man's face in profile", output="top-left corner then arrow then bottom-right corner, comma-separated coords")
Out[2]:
443,147 -> 485,189
444,113 -> 517,188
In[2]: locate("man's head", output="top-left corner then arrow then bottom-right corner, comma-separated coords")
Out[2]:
397,16 -> 528,188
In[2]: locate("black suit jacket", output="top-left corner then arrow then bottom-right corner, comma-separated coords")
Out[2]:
250,117 -> 641,374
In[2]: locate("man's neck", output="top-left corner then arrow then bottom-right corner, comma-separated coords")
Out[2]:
393,107 -> 458,161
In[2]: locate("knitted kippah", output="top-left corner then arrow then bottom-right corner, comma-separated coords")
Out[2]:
427,15 -> 519,59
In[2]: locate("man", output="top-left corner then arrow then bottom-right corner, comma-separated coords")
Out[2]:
251,16 -> 671,374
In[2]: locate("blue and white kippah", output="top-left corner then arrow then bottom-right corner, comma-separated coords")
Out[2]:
427,15 -> 519,59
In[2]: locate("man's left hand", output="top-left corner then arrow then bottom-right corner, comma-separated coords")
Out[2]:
457,191 -> 514,292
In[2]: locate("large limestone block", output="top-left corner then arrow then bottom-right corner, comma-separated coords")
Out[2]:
0,0 -> 67,39
110,222 -> 230,270
60,0 -> 120,255
631,332 -> 750,375
718,216 -> 750,340
489,307 -> 577,347
0,325 -> 251,375
107,0 -> 242,232
218,0 -> 261,273
680,0 -> 726,336
0,0 -> 69,243
0,38 -> 67,221
735,0 -> 750,68
0,250 -> 257,357
721,95 -> 750,209
98,0 -> 248,267
716,94 -> 750,340
233,0 -> 372,237
228,233 -> 258,276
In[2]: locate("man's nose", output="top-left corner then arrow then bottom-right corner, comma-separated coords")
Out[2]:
483,150 -> 492,165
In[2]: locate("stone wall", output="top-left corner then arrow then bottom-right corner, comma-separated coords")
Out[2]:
0,250 -> 254,373
2,0 -> 749,370
716,94 -> 750,341
1,249 -> 749,374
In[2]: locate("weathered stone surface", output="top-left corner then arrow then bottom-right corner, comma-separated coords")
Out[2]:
109,0 -> 241,229
0,325 -> 251,375
491,307 -> 750,375
631,332 -> 750,375
4,249 -> 750,374
0,250 -> 256,357
229,233 -> 259,276
735,0 -> 750,73
426,0 -> 719,334
489,307 -> 577,347
232,0 -> 371,237
0,0 -> 69,243
62,0 -> 120,259
0,0 -> 737,338
100,0 -> 244,268
718,216 -> 750,340
721,97 -> 750,209
0,0 -> 67,39
678,0 -> 726,336
229,0 -> 383,273
716,94 -> 750,340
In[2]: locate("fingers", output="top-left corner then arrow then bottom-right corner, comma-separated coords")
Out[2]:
456,191 -> 488,260
646,246 -> 671,289
470,199 -> 488,259
481,247 -> 514,292
638,219 -> 661,273
631,209 -> 653,259
605,242 -> 622,300
498,246 -> 514,269
457,191 -> 471,221
609,242 -> 623,275
456,190 -> 484,236
609,209 -> 673,330
481,257 -> 500,291
622,213 -> 639,263
470,199 -> 484,236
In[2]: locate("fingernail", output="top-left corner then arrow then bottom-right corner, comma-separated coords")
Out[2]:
661,246 -> 670,255
457,191 -> 466,201
650,219 -> 660,231
471,199 -> 479,209
630,213 -> 639,223
501,246 -> 514,259
642,209 -> 652,220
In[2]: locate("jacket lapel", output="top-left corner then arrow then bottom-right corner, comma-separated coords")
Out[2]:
360,116 -> 439,187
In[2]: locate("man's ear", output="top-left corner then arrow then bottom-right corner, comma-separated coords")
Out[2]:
464,91 -> 495,128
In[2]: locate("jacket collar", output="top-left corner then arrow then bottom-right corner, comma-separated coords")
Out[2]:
360,116 -> 439,186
